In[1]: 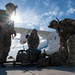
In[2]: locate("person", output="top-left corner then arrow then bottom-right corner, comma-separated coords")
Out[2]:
0,3 -> 17,67
48,20 -> 60,32
27,29 -> 41,63
48,20 -> 66,66
28,29 -> 39,50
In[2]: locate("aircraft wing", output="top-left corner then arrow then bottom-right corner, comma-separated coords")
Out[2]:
15,27 -> 56,38
14,27 -> 56,44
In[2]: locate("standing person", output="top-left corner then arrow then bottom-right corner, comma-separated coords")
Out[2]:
27,29 -> 40,63
0,3 -> 17,67
28,29 -> 39,50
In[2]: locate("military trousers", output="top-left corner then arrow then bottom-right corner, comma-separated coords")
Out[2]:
67,35 -> 75,66
0,30 -> 11,63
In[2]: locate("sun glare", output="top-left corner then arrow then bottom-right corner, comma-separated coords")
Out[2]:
11,14 -> 21,23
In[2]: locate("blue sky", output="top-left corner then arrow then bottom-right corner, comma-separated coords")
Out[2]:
0,0 -> 75,30
0,0 -> 75,57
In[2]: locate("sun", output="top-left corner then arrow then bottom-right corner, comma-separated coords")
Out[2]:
11,14 -> 20,23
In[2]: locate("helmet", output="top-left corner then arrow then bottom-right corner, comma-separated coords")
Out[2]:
32,29 -> 37,33
5,3 -> 18,10
48,20 -> 58,28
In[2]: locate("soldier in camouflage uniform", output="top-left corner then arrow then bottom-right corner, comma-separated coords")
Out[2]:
27,29 -> 41,63
48,20 -> 65,66
67,35 -> 75,66
62,18 -> 75,66
48,18 -> 75,66
0,3 -> 17,67
28,29 -> 39,50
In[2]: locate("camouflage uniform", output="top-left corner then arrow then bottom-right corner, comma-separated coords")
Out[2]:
59,18 -> 75,66
28,29 -> 39,50
0,10 -> 11,63
0,10 -> 13,63
67,35 -> 75,66
27,29 -> 40,63
48,19 -> 73,66
48,18 -> 75,66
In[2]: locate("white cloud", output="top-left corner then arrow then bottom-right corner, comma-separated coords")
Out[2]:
43,0 -> 49,6
41,6 -> 60,17
67,7 -> 75,14
66,0 -> 75,14
67,0 -> 72,8
14,0 -> 68,31
42,11 -> 57,17
58,11 -> 64,17
22,0 -> 28,5
15,8 -> 40,28
40,25 -> 49,31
